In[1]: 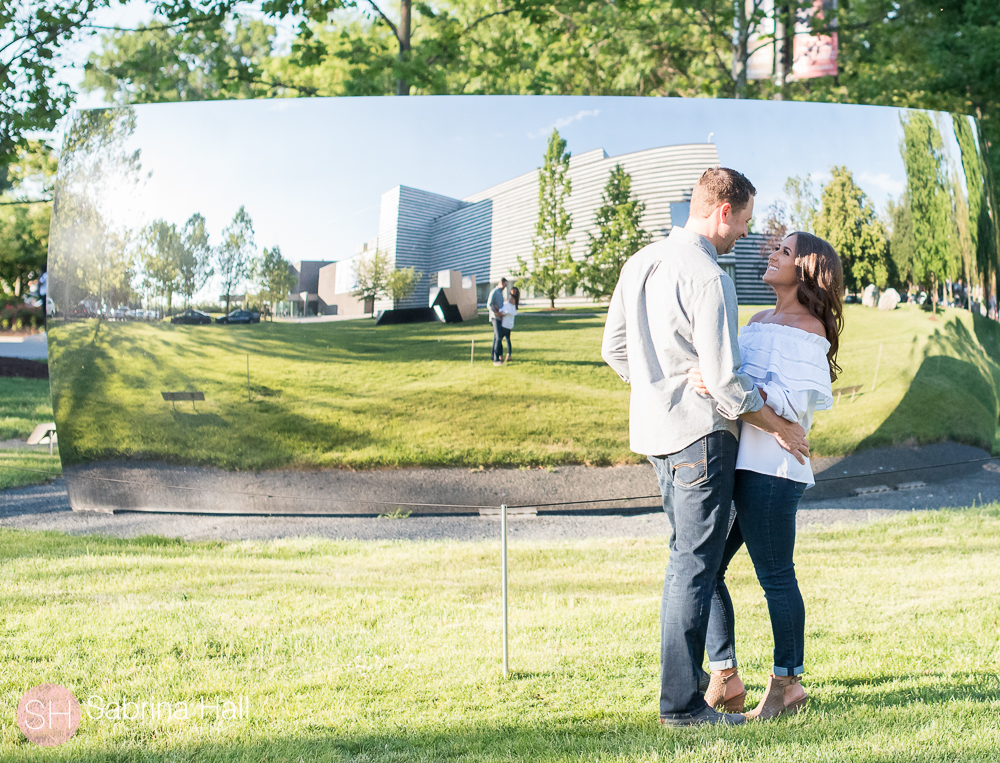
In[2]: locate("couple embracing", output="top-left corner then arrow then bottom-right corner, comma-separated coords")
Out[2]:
602,167 -> 845,726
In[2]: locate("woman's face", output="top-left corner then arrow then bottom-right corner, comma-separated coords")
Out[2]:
763,234 -> 799,288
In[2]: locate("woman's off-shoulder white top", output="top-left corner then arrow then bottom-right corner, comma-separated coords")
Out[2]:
734,322 -> 833,487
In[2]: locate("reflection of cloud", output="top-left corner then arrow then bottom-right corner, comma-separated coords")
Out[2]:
528,110 -> 600,139
858,170 -> 905,196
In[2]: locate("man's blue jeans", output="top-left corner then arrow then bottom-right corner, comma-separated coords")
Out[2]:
491,319 -> 503,361
707,470 -> 807,677
649,430 -> 738,717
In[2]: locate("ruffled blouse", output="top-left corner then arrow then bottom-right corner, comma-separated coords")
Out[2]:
735,322 -> 833,487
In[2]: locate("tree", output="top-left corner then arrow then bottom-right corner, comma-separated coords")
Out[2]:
517,129 -> 574,308
0,141 -> 56,298
885,195 -> 917,289
178,213 -> 214,308
216,206 -> 255,315
47,108 -> 142,316
953,114 -> 999,309
899,112 -> 958,310
813,166 -> 890,292
255,245 -> 297,320
784,175 -> 817,234
140,220 -> 183,314
385,266 -> 420,303
351,249 -> 391,312
576,164 -> 650,301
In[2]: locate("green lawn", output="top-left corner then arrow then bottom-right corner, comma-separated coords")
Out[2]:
0,377 -> 60,489
42,304 -> 1000,475
2,506 -> 999,760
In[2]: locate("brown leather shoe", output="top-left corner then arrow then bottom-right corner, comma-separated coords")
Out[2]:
705,670 -> 746,713
744,675 -> 808,720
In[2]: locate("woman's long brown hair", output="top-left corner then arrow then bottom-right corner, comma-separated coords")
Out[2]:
790,231 -> 845,381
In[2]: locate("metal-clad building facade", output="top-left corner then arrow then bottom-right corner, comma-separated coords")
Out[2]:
372,142 -> 722,308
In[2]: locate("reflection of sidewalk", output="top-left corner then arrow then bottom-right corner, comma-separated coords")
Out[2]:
0,333 -> 46,360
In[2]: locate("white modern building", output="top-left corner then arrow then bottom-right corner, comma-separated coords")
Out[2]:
295,141 -> 773,315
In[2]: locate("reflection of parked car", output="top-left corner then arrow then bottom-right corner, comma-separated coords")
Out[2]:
171,310 -> 213,325
844,294 -> 859,304
216,309 -> 260,325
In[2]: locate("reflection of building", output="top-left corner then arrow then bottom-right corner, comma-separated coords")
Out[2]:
344,143 -> 724,310
285,143 -> 775,316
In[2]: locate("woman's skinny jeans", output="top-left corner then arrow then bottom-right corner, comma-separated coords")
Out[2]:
706,469 -> 807,677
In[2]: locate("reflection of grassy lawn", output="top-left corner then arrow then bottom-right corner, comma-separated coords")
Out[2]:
3,507 -> 999,760
45,304 -> 1000,472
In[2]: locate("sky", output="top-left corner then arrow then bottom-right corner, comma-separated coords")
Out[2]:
57,93 -> 976,306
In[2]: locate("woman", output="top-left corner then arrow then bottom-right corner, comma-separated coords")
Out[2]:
498,286 -> 520,363
688,231 -> 844,720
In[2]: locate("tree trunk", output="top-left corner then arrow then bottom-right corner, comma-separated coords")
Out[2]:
396,0 -> 411,96
734,0 -> 750,98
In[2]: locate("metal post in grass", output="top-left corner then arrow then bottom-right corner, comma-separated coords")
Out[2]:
501,503 -> 509,678
471,337 -> 474,366
871,343 -> 883,392
247,355 -> 251,403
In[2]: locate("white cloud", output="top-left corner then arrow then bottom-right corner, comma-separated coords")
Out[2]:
857,170 -> 905,197
528,109 -> 601,139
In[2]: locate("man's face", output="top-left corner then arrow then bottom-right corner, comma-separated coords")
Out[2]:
717,197 -> 755,254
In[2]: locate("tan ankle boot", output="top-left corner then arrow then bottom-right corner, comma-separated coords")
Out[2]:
704,670 -> 746,713
744,675 -> 808,720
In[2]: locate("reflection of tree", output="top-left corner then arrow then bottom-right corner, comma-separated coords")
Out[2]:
576,164 -> 651,302
48,108 -> 142,316
179,213 -> 214,308
255,245 -> 296,320
954,114 -> 999,309
216,206 -> 255,314
899,111 -> 959,307
814,166 -> 889,291
140,220 -> 183,313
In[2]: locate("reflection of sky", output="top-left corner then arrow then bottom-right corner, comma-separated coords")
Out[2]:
86,96 -> 971,301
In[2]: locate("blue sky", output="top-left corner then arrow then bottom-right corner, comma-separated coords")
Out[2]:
78,95 -> 967,300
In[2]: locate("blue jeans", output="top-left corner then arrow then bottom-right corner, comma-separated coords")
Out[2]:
498,327 -> 512,358
706,470 -> 807,677
649,430 -> 738,717
491,320 -> 503,361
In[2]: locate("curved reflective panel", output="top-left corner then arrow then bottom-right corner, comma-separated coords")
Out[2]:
47,97 -> 1000,514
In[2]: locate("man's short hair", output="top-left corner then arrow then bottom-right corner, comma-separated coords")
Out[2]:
500,277 -> 508,284
689,167 -> 757,218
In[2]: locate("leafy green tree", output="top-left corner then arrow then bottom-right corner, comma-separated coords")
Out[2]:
179,213 -> 214,308
814,166 -> 890,291
784,175 -> 817,234
0,141 -> 56,298
386,266 -> 420,303
351,249 -> 391,312
255,245 -> 297,320
140,220 -> 183,314
953,114 -> 999,308
899,112 -> 958,308
48,108 -> 142,315
517,129 -> 574,308
885,195 -> 917,289
576,164 -> 650,301
216,206 -> 255,315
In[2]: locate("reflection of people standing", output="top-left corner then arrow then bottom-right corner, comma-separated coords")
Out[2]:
602,168 -> 809,727
488,277 -> 508,367
498,286 -> 520,363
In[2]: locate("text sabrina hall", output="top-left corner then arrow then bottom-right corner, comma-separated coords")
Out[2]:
85,695 -> 250,722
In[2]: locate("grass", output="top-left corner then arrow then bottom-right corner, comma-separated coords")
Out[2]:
0,376 -> 60,490
1,506 -> 999,760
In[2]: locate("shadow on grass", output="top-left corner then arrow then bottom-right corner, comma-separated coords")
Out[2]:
857,315 -> 1000,453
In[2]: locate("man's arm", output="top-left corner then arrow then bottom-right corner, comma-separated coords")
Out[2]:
739,405 -> 809,464
601,277 -> 630,383
689,275 -> 764,418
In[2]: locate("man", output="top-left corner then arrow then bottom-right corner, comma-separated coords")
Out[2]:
601,167 -> 809,727
487,277 -> 508,366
